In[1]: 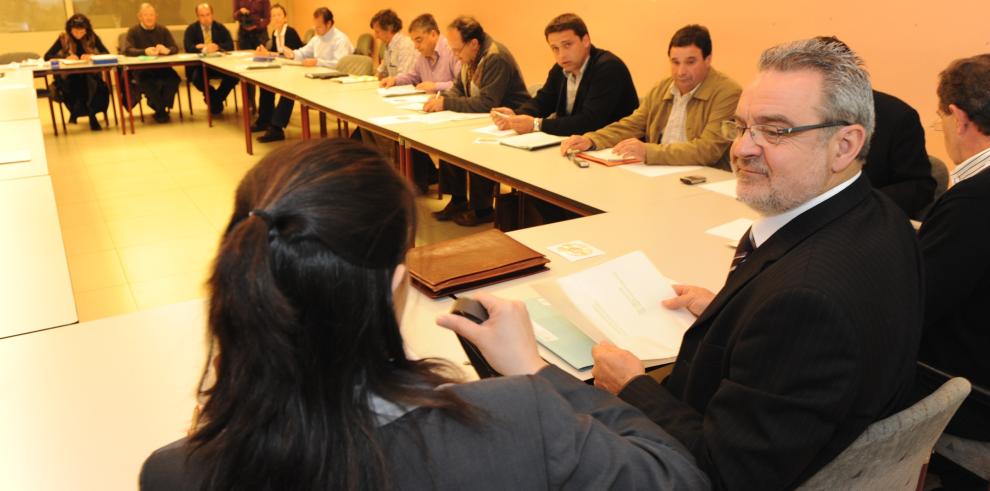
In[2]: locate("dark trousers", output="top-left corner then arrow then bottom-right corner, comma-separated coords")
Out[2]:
135,68 -> 180,113
188,67 -> 238,112
53,73 -> 109,118
257,88 -> 294,128
440,162 -> 496,211
412,150 -> 438,190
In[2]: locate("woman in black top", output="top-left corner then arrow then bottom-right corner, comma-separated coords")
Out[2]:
43,14 -> 110,131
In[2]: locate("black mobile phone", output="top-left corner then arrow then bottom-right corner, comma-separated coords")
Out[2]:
680,175 -> 707,185
450,297 -> 501,378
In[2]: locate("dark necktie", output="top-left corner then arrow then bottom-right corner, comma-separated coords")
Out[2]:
728,228 -> 755,277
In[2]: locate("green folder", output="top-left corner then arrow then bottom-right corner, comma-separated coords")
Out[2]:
525,298 -> 595,371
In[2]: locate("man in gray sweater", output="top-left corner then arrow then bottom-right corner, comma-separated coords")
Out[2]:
425,16 -> 531,226
124,3 -> 181,123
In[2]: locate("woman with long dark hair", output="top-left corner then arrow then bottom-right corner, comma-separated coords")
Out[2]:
43,14 -> 111,131
139,139 -> 708,490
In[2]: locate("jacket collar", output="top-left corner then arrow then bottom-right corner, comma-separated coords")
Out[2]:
662,68 -> 723,102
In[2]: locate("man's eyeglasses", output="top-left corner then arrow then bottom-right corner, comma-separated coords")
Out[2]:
721,120 -> 851,145
929,112 -> 945,132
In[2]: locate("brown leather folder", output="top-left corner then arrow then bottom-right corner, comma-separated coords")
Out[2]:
405,229 -> 550,298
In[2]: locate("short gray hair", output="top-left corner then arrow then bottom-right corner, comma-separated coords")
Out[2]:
758,38 -> 875,160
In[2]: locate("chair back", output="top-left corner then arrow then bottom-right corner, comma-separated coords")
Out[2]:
0,52 -> 41,64
797,377 -> 971,490
303,28 -> 315,44
336,55 -> 373,76
353,33 -> 374,56
117,32 -> 129,55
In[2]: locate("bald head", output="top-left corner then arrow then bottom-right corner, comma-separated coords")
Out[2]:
137,3 -> 157,29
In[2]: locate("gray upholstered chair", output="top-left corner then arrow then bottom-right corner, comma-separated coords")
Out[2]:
303,28 -> 315,44
934,435 -> 990,483
527,83 -> 543,97
353,33 -> 374,57
0,52 -> 41,64
796,377 -> 971,490
336,54 -> 373,76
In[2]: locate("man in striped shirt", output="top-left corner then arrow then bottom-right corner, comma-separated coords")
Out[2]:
916,54 -> 990,489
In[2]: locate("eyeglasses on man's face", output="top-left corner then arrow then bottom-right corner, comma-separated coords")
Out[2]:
721,119 -> 851,145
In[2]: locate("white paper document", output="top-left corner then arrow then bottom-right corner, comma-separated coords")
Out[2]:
367,114 -> 425,126
619,164 -> 703,178
377,85 -> 425,97
499,132 -> 564,150
419,111 -> 488,124
699,179 -> 738,198
383,94 -> 431,105
0,149 -> 30,165
705,218 -> 753,241
332,75 -> 377,84
532,251 -> 695,364
398,103 -> 425,111
472,124 -> 516,137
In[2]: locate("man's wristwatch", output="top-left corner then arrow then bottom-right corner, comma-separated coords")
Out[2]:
533,117 -> 542,132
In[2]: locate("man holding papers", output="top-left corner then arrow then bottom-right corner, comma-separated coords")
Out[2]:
453,39 -> 923,490
559,25 -> 740,169
489,13 -> 638,137
426,16 -> 531,226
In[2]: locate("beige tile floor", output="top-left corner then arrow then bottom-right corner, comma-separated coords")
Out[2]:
39,93 -> 489,322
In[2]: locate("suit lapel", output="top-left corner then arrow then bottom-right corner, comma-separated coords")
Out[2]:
691,175 -> 874,328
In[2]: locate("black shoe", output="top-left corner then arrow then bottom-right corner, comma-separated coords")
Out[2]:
250,120 -> 267,132
453,208 -> 495,227
153,111 -> 170,123
257,127 -> 285,143
89,118 -> 102,131
431,200 -> 469,221
68,115 -> 79,124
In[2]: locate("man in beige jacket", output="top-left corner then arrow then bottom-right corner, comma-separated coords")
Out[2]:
560,24 -> 741,169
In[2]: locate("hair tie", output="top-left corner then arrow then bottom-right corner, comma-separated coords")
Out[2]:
248,209 -> 279,240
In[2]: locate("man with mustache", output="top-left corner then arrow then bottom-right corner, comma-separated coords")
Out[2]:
589,38 -> 923,490
559,24 -> 740,169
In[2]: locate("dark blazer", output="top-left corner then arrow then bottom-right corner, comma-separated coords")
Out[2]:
264,26 -> 304,52
139,366 -> 711,490
917,163 -> 990,440
182,21 -> 235,53
515,45 -> 639,136
619,175 -> 923,490
865,90 -> 935,218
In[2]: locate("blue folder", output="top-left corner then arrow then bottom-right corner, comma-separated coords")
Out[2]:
525,298 -> 596,371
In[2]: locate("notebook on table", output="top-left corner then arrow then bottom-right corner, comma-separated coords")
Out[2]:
305,70 -> 346,79
499,132 -> 564,151
405,229 -> 550,298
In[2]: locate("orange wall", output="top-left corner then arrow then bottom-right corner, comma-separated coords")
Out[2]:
293,0 -> 990,164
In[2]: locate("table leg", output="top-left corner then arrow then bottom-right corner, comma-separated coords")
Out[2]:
123,68 -> 135,135
42,76 -> 59,137
204,67 -> 212,128
336,119 -> 342,137
240,80 -> 253,155
105,71 -> 118,127
301,105 -> 311,139
319,112 -> 327,138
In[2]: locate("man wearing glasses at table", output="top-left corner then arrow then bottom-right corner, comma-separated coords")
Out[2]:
586,38 -> 923,490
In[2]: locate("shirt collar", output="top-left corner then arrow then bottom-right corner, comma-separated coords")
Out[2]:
669,81 -> 701,101
950,146 -> 990,184
319,27 -> 336,41
751,171 -> 862,247
566,55 -> 590,80
388,32 -> 405,49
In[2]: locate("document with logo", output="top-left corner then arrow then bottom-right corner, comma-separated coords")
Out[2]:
532,251 -> 694,364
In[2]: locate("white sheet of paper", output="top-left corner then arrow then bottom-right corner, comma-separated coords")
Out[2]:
619,164 -> 703,178
0,149 -> 30,165
368,114 -> 425,125
547,240 -> 605,262
473,137 -> 501,144
383,94 -> 431,105
176,53 -> 199,60
705,218 -> 754,241
536,251 -> 695,362
419,111 -> 489,124
472,124 -> 516,137
699,179 -> 738,198
398,103 -> 425,111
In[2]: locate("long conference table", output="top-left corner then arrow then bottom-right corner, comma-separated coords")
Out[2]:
1,52 -> 760,490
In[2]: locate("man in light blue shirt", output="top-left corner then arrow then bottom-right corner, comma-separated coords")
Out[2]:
259,6 -> 352,142
282,7 -> 352,68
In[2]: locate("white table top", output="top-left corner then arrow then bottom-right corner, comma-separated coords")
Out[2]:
0,175 -> 76,338
0,299 -> 208,491
0,69 -> 39,121
0,119 -> 48,181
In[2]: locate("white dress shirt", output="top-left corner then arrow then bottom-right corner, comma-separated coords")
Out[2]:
293,26 -> 353,68
564,56 -> 590,115
950,146 -> 990,185
751,172 -> 862,247
377,32 -> 417,77
660,83 -> 701,145
271,24 -> 287,52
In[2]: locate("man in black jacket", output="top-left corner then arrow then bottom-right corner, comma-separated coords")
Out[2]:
183,3 -> 238,115
590,38 -> 922,490
490,13 -> 638,136
917,54 -> 990,469
124,3 -> 180,123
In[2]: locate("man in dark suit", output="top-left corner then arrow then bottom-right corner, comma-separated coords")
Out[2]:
183,3 -> 238,115
866,90 -> 935,218
489,13 -> 638,136
915,55 -> 990,489
591,38 -> 923,490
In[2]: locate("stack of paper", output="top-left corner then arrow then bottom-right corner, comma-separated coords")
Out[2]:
532,251 -> 695,365
377,85 -> 425,97
332,75 -> 377,84
499,132 -> 564,150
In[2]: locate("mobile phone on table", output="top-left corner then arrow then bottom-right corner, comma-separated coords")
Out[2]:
680,175 -> 707,185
